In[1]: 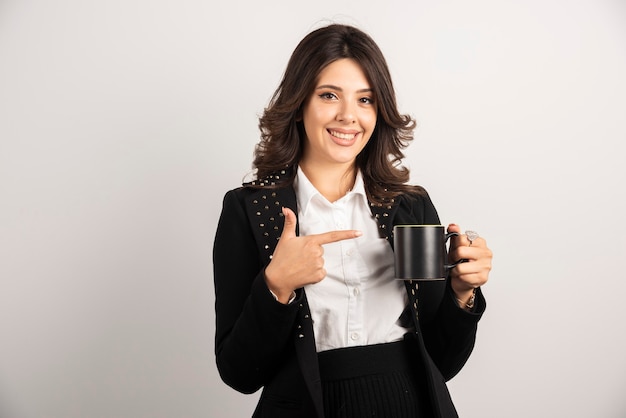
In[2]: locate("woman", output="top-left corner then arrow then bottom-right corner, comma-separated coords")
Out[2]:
213,24 -> 492,418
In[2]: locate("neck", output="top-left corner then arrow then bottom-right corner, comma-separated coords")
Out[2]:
299,162 -> 357,203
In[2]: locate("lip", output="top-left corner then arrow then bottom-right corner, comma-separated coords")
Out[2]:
327,128 -> 361,146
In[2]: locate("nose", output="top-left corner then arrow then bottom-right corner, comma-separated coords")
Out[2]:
336,100 -> 356,124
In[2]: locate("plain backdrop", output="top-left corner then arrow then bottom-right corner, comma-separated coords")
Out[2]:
1,0 -> 625,417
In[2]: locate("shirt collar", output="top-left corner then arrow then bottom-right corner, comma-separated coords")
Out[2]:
294,167 -> 368,216
350,170 -> 369,208
293,167 -> 318,217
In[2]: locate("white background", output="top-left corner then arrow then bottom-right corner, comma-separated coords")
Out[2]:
1,0 -> 625,417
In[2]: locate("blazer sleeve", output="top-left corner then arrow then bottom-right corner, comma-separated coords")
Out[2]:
413,192 -> 487,381
213,189 -> 301,394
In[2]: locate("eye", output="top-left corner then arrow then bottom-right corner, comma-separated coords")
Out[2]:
319,92 -> 338,100
359,96 -> 374,105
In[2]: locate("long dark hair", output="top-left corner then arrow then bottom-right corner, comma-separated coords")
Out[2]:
253,24 -> 424,203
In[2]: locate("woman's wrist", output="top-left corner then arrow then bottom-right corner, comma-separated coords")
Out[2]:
264,269 -> 295,304
268,288 -> 297,304
454,287 -> 477,311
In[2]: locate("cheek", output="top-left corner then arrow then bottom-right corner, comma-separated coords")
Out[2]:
364,112 -> 377,132
303,106 -> 331,131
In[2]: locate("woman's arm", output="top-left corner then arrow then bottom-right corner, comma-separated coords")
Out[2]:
213,190 -> 301,394
411,192 -> 488,380
420,284 -> 486,380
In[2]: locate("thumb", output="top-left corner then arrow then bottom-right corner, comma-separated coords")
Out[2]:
280,207 -> 297,239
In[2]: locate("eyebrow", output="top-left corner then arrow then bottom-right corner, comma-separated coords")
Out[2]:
316,84 -> 373,93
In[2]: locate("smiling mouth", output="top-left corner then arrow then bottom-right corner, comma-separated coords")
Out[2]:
329,130 -> 358,140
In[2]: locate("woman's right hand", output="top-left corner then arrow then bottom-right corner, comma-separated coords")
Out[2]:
264,207 -> 362,303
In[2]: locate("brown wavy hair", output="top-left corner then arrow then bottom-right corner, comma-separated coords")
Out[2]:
253,24 -> 424,203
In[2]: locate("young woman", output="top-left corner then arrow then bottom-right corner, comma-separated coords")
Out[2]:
213,23 -> 492,418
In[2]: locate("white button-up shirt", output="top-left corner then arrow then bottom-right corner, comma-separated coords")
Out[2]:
294,168 -> 412,353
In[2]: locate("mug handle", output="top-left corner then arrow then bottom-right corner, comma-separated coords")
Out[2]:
444,232 -> 468,270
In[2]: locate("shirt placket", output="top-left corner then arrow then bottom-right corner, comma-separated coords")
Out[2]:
333,201 -> 363,346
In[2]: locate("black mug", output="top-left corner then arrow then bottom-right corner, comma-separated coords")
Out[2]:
393,225 -> 461,281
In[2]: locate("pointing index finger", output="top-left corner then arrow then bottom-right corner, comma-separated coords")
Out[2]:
310,230 -> 363,245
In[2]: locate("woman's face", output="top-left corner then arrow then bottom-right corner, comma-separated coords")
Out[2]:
300,58 -> 377,170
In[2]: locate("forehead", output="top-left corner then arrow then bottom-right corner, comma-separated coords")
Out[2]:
315,58 -> 371,88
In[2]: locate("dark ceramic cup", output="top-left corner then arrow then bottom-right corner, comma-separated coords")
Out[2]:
393,225 -> 461,281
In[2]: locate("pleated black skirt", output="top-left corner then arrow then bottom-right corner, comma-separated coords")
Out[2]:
318,338 -> 433,418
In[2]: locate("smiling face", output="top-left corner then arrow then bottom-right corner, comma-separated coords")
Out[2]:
299,58 -> 377,172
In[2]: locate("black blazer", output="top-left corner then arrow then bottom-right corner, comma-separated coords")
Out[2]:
213,183 -> 485,418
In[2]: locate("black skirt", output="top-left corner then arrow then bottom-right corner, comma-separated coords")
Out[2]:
318,337 -> 434,418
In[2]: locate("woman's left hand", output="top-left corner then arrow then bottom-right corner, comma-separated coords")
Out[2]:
446,224 -> 492,304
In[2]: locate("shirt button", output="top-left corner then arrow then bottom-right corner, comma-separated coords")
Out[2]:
346,249 -> 354,256
353,287 -> 359,296
351,332 -> 359,341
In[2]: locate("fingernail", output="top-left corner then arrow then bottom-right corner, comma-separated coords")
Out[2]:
354,231 -> 363,237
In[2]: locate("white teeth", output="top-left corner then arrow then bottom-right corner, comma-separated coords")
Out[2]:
330,130 -> 356,140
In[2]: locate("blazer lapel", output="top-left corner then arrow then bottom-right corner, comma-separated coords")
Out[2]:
369,195 -> 430,325
368,196 -> 400,241
243,186 -> 297,264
